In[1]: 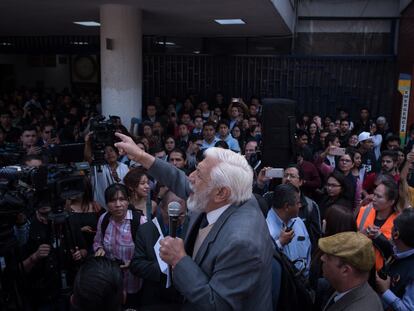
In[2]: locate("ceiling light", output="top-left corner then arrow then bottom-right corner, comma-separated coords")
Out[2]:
0,42 -> 12,46
193,50 -> 201,54
74,21 -> 101,27
71,41 -> 89,45
214,19 -> 245,25
156,41 -> 176,46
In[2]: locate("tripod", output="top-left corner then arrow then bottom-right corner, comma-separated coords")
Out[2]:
0,239 -> 26,311
91,162 -> 118,207
20,208 -> 80,311
47,210 -> 77,296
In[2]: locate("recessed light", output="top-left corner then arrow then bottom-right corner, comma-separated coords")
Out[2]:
71,41 -> 89,45
156,41 -> 176,46
214,19 -> 245,25
74,21 -> 101,27
0,42 -> 12,46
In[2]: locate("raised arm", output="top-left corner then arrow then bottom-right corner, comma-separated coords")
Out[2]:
114,133 -> 191,199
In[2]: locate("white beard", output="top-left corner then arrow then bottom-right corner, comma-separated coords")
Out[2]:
187,183 -> 211,213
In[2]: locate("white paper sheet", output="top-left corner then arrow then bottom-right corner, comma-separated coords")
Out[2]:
153,218 -> 171,288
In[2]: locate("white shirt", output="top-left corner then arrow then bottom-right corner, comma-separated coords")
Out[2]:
327,155 -> 336,168
207,204 -> 231,225
92,162 -> 129,208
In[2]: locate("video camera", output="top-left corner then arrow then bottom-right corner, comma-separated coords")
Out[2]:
46,163 -> 88,210
0,143 -> 25,167
0,165 -> 48,254
90,116 -> 116,167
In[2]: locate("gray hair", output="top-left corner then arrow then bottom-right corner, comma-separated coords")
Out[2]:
376,116 -> 386,124
204,147 -> 253,205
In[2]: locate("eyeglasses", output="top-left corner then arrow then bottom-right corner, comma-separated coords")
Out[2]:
340,159 -> 352,163
283,173 -> 299,179
326,183 -> 341,188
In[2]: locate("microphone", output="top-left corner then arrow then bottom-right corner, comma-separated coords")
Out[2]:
168,201 -> 181,238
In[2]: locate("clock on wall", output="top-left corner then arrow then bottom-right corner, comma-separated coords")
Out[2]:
71,55 -> 98,83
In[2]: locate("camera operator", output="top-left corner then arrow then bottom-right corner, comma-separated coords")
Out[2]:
37,122 -> 61,164
84,131 -> 129,208
21,199 -> 87,310
38,122 -> 60,148
18,125 -> 47,164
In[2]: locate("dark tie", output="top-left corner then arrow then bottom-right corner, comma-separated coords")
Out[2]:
185,212 -> 208,255
199,213 -> 208,229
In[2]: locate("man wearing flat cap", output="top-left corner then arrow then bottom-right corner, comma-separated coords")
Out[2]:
319,232 -> 383,311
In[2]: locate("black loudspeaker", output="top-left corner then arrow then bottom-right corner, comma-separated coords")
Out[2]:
262,98 -> 296,169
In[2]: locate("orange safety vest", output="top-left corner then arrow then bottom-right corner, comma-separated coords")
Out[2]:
356,204 -> 398,271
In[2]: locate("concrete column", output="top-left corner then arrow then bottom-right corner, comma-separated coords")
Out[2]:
100,4 -> 142,128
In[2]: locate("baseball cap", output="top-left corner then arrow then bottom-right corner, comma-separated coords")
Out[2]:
358,132 -> 373,144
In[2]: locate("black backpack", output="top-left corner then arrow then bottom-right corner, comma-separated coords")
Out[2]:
101,207 -> 143,243
302,197 -> 322,252
272,247 -> 314,311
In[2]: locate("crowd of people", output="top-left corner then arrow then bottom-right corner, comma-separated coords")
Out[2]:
1,88 -> 414,311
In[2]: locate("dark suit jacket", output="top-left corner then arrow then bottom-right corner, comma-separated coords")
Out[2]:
130,220 -> 183,308
148,158 -> 273,311
326,282 -> 383,311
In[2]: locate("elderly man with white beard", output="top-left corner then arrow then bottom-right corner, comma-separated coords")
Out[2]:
114,133 -> 273,311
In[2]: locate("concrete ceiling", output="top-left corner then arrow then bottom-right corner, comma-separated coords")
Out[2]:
0,0 -> 292,37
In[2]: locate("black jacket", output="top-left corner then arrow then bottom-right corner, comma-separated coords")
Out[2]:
129,220 -> 183,308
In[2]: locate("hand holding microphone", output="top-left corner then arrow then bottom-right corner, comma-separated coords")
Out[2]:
159,201 -> 186,270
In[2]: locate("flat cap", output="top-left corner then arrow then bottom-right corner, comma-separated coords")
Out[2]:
318,232 -> 375,272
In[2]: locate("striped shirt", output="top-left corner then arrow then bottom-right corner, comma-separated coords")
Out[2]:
93,210 -> 141,294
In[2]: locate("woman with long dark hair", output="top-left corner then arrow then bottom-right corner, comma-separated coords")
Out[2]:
163,135 -> 176,154
319,171 -> 354,218
316,148 -> 362,210
231,125 -> 246,151
123,167 -> 157,219
308,121 -> 322,154
66,177 -> 102,253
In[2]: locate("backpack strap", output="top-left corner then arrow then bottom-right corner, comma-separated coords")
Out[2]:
130,210 -> 142,243
358,204 -> 373,231
304,196 -> 322,231
101,212 -> 111,241
146,193 -> 153,220
304,196 -> 313,216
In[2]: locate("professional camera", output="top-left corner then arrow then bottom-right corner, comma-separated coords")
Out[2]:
0,143 -> 25,166
0,165 -> 48,255
90,116 -> 116,166
47,164 -> 87,214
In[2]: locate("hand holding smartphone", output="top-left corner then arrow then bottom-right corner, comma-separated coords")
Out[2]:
265,168 -> 284,179
331,147 -> 346,156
